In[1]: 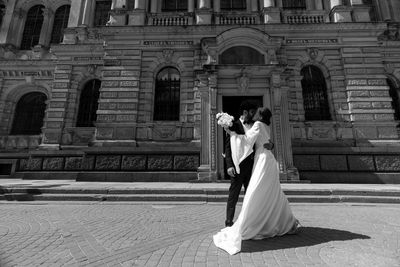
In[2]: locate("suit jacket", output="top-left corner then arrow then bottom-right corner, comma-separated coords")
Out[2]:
225,120 -> 255,172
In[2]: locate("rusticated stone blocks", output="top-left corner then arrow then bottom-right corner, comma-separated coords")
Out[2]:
293,155 -> 320,171
43,158 -> 64,170
174,155 -> 199,170
148,155 -> 173,170
375,156 -> 400,171
95,156 -> 121,170
348,155 -> 375,171
121,155 -> 146,170
320,155 -> 347,171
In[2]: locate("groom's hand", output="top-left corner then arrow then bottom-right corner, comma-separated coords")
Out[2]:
227,167 -> 236,177
264,142 -> 274,150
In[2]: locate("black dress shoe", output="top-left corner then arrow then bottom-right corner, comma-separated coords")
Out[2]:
225,221 -> 233,227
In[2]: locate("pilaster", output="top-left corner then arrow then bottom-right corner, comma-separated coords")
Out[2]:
0,0 -> 17,44
39,7 -> 54,47
196,72 -> 217,181
92,47 -> 141,147
40,65 -> 72,150
196,0 -> 212,25
330,5 -> 352,23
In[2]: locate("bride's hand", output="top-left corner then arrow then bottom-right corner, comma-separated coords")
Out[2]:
223,127 -> 232,135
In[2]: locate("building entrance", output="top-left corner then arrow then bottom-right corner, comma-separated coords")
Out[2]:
220,96 -> 263,179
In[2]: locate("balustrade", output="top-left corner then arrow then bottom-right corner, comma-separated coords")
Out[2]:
215,12 -> 259,25
283,10 -> 328,24
148,13 -> 193,26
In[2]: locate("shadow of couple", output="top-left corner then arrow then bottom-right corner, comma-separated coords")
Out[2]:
241,226 -> 370,253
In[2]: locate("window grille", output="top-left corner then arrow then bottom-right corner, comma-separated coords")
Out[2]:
301,66 -> 331,121
388,78 -> 400,120
76,80 -> 101,127
154,67 -> 180,121
11,92 -> 47,135
162,0 -> 188,11
50,5 -> 71,44
94,0 -> 112,26
20,5 -> 44,50
221,0 -> 246,11
282,0 -> 306,9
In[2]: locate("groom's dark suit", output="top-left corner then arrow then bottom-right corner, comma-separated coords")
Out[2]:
224,119 -> 254,226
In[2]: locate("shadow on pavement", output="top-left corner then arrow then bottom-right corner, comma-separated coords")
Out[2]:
241,227 -> 370,252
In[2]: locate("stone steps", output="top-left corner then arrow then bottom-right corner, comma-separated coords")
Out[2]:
1,187 -> 400,203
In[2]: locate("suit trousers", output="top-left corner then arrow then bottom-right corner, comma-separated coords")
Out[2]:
225,157 -> 254,226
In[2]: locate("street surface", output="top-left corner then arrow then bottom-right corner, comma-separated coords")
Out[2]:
0,202 -> 399,267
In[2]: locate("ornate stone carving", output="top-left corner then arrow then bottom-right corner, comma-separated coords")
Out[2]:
162,49 -> 174,62
378,23 -> 400,41
43,157 -> 64,170
148,155 -> 173,170
95,155 -> 121,170
308,48 -> 319,60
174,155 -> 199,170
236,72 -> 249,93
121,155 -> 146,170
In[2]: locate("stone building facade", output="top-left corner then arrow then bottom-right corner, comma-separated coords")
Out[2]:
0,0 -> 400,183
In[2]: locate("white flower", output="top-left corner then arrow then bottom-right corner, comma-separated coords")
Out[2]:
216,112 -> 234,128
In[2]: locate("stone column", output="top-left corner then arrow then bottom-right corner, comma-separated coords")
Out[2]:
379,1 -> 392,21
213,0 -> 220,13
351,0 -> 371,22
150,0 -> 157,13
330,0 -> 352,22
196,0 -> 212,24
39,7 -> 54,47
315,0 -> 324,10
109,0 -> 127,25
189,0 -> 195,12
128,0 -> 146,25
251,0 -> 258,11
262,0 -> 280,23
0,0 -> 17,44
81,0 -> 94,26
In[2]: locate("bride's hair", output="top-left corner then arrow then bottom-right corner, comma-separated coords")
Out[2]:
256,107 -> 272,125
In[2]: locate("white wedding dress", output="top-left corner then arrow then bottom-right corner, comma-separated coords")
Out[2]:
213,121 -> 298,255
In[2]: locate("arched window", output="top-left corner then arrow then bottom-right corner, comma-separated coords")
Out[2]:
20,5 -> 44,50
162,0 -> 187,12
301,65 -> 331,121
282,0 -> 306,9
76,79 -> 101,127
219,46 -> 264,64
94,0 -> 112,26
154,67 -> 180,121
221,0 -> 246,11
11,92 -> 47,135
50,5 -> 71,44
387,78 -> 400,120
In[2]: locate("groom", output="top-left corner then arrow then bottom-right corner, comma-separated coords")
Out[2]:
224,100 -> 273,227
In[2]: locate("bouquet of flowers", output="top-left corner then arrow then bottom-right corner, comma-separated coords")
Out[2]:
216,112 -> 234,128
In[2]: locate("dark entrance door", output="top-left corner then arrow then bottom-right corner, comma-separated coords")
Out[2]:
221,96 -> 263,179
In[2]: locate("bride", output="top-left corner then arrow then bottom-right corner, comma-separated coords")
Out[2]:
213,107 -> 300,255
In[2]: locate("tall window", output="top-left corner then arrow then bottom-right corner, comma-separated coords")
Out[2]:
362,0 -> 378,21
76,80 -> 101,127
162,0 -> 187,12
387,78 -> 400,120
50,5 -> 71,44
154,67 -> 180,121
220,46 -> 264,64
11,92 -> 47,135
20,5 -> 44,50
221,0 -> 246,11
94,0 -> 111,26
301,66 -> 331,121
282,0 -> 306,9
0,4 -> 5,27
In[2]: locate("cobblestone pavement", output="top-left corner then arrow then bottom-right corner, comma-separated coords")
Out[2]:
0,202 -> 399,267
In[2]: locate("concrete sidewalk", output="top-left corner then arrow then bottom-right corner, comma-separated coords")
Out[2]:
1,179 -> 400,203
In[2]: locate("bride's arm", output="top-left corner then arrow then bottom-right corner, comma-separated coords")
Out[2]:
230,121 -> 260,147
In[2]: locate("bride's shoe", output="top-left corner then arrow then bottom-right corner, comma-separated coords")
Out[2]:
287,220 -> 301,235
